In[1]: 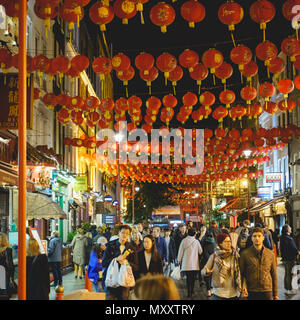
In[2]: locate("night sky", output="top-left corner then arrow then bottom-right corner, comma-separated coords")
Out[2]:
84,0 -> 295,131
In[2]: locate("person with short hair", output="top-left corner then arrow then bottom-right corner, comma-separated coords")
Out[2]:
47,231 -> 63,288
240,227 -> 278,300
208,220 -> 221,241
131,231 -> 143,252
152,226 -> 168,266
173,224 -> 187,255
102,225 -> 137,300
163,227 -> 176,276
26,238 -> 50,300
133,274 -> 180,300
71,228 -> 88,279
279,224 -> 300,295
178,228 -> 203,299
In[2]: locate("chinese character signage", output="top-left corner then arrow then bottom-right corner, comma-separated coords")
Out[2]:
0,73 -> 33,129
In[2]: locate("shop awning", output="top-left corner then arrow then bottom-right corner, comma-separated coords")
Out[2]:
218,198 -> 247,214
12,190 -> 67,221
249,196 -> 285,213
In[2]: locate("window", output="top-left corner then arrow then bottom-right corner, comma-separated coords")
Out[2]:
26,16 -> 32,53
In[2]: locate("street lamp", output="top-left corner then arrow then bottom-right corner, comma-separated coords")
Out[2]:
243,149 -> 252,220
115,133 -> 124,224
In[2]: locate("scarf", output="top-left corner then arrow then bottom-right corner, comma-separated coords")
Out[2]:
214,247 -> 242,291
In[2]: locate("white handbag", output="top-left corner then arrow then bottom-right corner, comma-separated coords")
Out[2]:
170,265 -> 181,281
105,259 -> 119,288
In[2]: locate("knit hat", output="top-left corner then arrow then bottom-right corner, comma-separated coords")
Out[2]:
216,233 -> 230,246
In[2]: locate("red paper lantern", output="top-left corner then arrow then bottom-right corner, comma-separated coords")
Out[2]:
259,82 -> 275,101
135,52 -> 154,75
150,2 -> 175,33
230,45 -> 252,71
251,103 -> 263,119
116,65 -> 135,84
219,89 -> 235,108
215,127 -> 226,139
156,53 -> 177,82
241,60 -> 258,82
199,106 -> 212,119
240,86 -> 257,104
218,1 -> 244,31
204,128 -> 213,141
263,101 -> 278,115
32,54 -> 50,73
250,0 -> 276,40
179,49 -> 199,71
92,57 -> 112,80
71,54 -> 89,72
189,63 -> 208,92
139,66 -> 159,94
89,2 -> 114,31
229,105 -> 246,121
229,129 -> 240,140
212,106 -> 228,123
99,98 -> 114,112
51,56 -> 70,81
199,91 -> 215,109
278,99 -> 297,113
202,48 -> 223,73
183,92 -> 198,107
43,93 -> 58,110
268,57 -> 286,77
215,62 -> 233,86
59,3 -> 84,30
255,41 -> 278,65
282,0 -> 300,21
114,0 -> 137,24
162,94 -> 177,109
34,0 -> 59,32
281,36 -> 300,61
180,0 -> 206,28
84,96 -> 100,112
57,94 -> 72,109
112,53 -> 131,74
277,79 -> 294,97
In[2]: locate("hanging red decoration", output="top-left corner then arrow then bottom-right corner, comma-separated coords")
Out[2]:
162,94 -> 177,110
268,57 -> 286,78
84,96 -> 100,112
241,60 -> 258,83
114,0 -> 137,24
89,1 -> 114,31
259,82 -> 275,101
251,104 -> 263,119
278,99 -> 297,113
212,106 -> 228,125
179,49 -> 199,72
135,52 -> 154,75
229,105 -> 246,121
263,101 -> 278,115
276,79 -> 294,98
116,66 -> 135,97
34,0 -> 59,35
294,75 -> 300,89
219,89 -> 235,108
156,52 -> 177,84
230,45 -> 252,72
229,128 -> 240,140
240,86 -> 257,104
202,48 -> 224,75
133,0 -> 149,24
189,63 -> 208,94
150,2 -> 176,33
43,93 -> 58,110
57,94 -> 72,109
51,56 -> 70,82
199,91 -> 215,111
180,0 -> 206,28
250,0 -> 276,41
281,36 -> 300,62
168,65 -> 183,94
71,54 -> 89,73
139,66 -> 159,94
92,57 -> 112,80
215,62 -> 233,89
183,92 -> 198,108
59,3 -> 84,30
112,53 -> 131,75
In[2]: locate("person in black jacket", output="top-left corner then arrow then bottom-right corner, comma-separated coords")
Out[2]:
173,224 -> 187,255
0,232 -> 15,300
102,225 -> 137,300
280,224 -> 300,295
163,228 -> 176,276
26,238 -> 50,300
199,231 -> 216,297
134,235 -> 163,280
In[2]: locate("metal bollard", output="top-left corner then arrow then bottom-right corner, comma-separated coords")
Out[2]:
55,285 -> 64,300
85,270 -> 92,292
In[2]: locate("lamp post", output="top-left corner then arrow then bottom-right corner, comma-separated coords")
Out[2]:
243,149 -> 252,221
115,133 -> 124,224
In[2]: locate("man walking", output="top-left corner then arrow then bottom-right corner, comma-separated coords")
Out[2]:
280,224 -> 300,295
164,227 -> 176,276
239,227 -> 278,300
152,226 -> 168,268
173,224 -> 187,255
48,231 -> 63,288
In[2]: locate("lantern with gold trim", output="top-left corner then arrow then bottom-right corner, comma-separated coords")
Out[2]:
241,60 -> 258,85
156,52 -> 177,85
189,63 -> 208,94
168,65 -> 183,95
215,62 -> 233,90
180,0 -> 206,28
230,45 -> 252,82
150,2 -> 175,33
116,65 -> 135,97
34,0 -> 59,37
212,106 -> 228,127
59,2 -> 84,31
114,0 -> 137,24
219,89 -> 235,109
202,48 -> 223,85
255,40 -> 278,78
139,66 -> 159,94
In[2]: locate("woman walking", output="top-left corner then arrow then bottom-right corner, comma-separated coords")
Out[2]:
177,228 -> 203,299
134,235 -> 163,280
71,228 -> 88,279
0,233 -> 15,300
201,233 -> 241,300
26,238 -> 50,300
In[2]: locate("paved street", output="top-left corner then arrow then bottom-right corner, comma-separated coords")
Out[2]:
47,259 -> 300,300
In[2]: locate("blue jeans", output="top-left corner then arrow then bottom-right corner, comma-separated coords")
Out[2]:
50,261 -> 62,285
93,282 -> 100,292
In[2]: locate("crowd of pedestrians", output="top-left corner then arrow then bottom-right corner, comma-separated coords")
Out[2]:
0,218 -> 300,300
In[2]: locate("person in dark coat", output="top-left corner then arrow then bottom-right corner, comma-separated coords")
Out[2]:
102,225 -> 137,300
26,238 -> 50,300
0,232 -> 15,300
47,231 -> 63,287
280,224 -> 300,295
152,226 -> 168,266
208,220 -> 221,241
199,231 -> 217,296
103,227 -> 112,242
133,235 -> 163,280
173,224 -> 187,255
163,228 -> 176,276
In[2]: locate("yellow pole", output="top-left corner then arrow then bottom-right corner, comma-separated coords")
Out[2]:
18,0 -> 27,300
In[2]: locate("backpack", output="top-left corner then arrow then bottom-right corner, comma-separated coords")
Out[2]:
238,227 -> 249,249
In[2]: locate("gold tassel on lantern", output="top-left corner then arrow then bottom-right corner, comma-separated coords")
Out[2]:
136,2 -> 145,25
